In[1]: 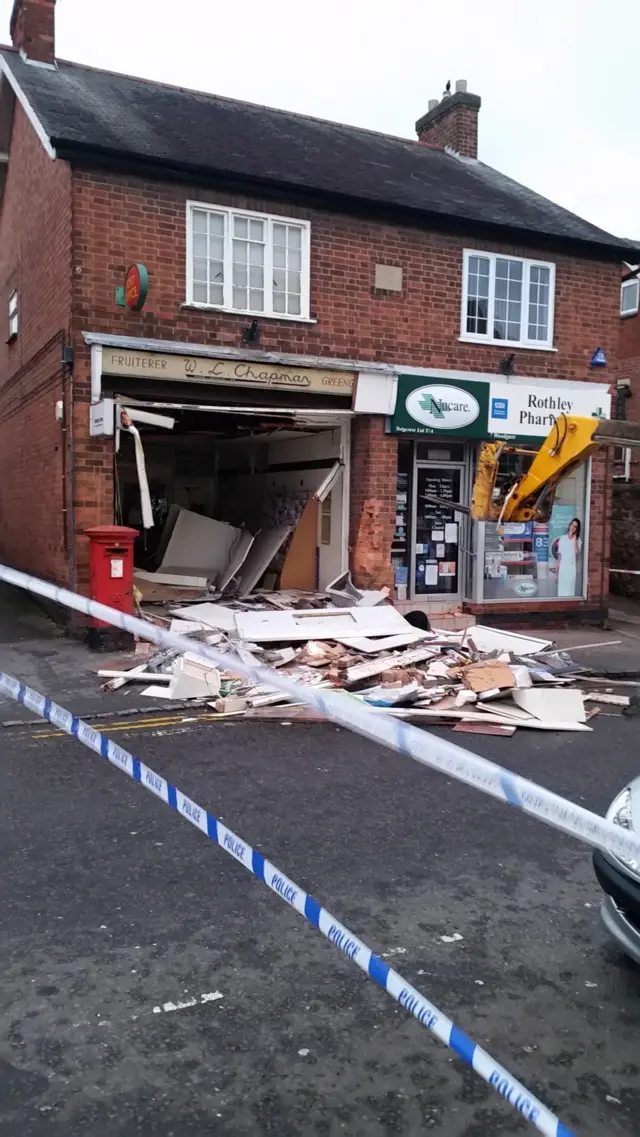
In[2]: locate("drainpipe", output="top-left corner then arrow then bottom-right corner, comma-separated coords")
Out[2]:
67,358 -> 76,593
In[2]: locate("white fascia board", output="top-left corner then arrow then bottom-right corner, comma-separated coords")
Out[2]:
82,331 -> 396,376
0,54 -> 56,160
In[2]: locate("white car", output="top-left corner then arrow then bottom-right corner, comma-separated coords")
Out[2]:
593,783 -> 640,964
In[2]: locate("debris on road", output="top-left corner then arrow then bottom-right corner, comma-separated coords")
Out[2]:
93,586 -> 603,735
582,691 -> 631,707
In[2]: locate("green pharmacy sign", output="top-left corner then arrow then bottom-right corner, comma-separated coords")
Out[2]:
389,376 -> 490,437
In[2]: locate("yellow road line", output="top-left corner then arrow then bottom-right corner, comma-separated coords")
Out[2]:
31,712 -> 225,740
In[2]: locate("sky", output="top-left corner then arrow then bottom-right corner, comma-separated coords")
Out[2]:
1,0 -> 638,239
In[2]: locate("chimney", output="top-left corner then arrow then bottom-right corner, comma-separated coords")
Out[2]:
416,80 -> 481,159
10,0 -> 56,65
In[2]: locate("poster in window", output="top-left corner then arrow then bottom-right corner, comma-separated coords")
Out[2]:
549,506 -> 583,597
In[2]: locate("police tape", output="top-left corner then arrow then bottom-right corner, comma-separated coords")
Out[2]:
0,563 -> 637,867
0,671 -> 575,1137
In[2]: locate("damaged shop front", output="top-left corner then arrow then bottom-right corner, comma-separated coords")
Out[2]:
388,370 -> 612,621
87,337 -> 366,604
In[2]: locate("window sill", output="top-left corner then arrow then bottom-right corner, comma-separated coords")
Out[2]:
473,595 -> 587,605
621,309 -> 639,320
458,335 -> 557,352
181,303 -> 317,324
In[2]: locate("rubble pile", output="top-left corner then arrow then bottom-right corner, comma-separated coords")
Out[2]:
96,583 -> 610,733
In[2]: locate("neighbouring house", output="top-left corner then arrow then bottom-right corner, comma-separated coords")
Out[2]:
609,264 -> 640,595
0,0 -> 637,624
617,263 -> 640,475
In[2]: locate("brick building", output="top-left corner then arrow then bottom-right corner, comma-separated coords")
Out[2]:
0,0 -> 636,623
618,264 -> 640,471
608,266 -> 640,593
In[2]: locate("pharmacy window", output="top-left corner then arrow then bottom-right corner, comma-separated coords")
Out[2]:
481,455 -> 588,602
8,290 -> 18,341
461,250 -> 555,349
186,203 -> 310,319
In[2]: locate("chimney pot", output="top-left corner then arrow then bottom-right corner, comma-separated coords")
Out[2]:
415,84 -> 481,159
10,0 -> 56,65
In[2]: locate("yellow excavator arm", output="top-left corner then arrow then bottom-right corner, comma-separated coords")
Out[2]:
471,415 -> 640,523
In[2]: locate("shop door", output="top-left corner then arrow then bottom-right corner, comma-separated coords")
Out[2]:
412,463 -> 465,600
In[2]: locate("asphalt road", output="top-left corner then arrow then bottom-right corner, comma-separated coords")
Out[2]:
2,710 -> 640,1137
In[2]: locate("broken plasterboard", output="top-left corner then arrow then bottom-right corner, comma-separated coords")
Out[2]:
135,569 -> 208,588
218,531 -> 255,593
479,701 -> 536,722
158,509 -> 241,577
464,626 -> 553,656
236,525 -> 292,596
234,605 -> 426,644
97,669 -> 172,683
512,687 -> 587,724
170,603 -> 238,632
336,632 -> 423,653
325,569 -> 389,608
582,691 -> 630,707
365,707 -> 591,731
168,618 -> 211,635
171,654 -> 221,700
344,646 -> 438,684
154,504 -> 181,566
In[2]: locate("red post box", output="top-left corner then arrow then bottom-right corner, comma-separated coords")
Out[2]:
86,526 -> 138,628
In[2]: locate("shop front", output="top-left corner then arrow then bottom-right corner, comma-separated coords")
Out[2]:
86,336 -> 369,594
388,370 -> 611,616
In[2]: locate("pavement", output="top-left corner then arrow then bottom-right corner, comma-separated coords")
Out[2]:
2,591 -> 640,1134
0,583 -> 209,726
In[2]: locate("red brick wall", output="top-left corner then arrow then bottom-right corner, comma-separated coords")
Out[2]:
10,0 -> 56,64
620,308 -> 640,362
417,105 -> 479,158
0,103 -> 72,582
70,170 -> 619,378
68,168 -> 620,602
349,417 -> 397,590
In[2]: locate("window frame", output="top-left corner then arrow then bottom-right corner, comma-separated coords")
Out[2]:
8,289 -> 18,341
620,277 -> 640,318
460,249 -> 556,350
185,201 -> 312,321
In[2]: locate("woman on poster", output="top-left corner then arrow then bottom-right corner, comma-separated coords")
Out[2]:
555,518 -> 582,597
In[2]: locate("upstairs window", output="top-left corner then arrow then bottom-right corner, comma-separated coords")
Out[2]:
461,250 -> 555,349
8,290 -> 18,341
621,277 -> 640,317
187,203 -> 310,319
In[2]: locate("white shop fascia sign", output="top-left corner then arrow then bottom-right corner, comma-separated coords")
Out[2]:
487,381 -> 611,439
